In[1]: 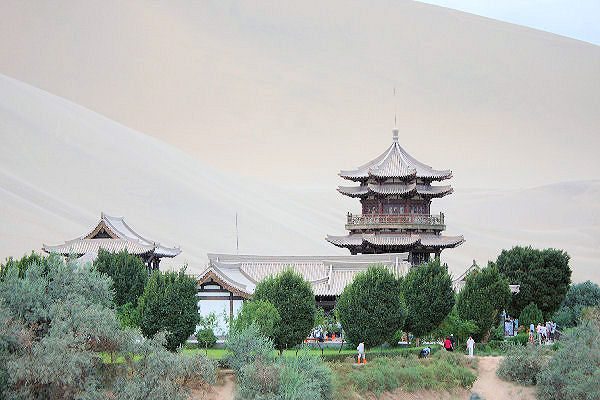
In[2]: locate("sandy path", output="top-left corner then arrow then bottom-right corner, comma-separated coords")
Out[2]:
471,357 -> 536,400
190,369 -> 235,400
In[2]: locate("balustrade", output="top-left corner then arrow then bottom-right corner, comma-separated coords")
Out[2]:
346,212 -> 445,227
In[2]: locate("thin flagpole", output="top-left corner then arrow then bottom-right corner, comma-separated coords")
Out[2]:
235,212 -> 239,254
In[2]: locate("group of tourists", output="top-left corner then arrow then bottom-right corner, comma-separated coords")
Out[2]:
529,321 -> 557,344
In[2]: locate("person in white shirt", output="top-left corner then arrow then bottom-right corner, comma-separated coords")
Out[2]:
466,336 -> 475,358
357,341 -> 365,364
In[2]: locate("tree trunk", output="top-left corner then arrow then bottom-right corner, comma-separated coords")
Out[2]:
338,338 -> 345,353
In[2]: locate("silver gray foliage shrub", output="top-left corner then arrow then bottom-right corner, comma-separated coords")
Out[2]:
536,322 -> 600,399
0,255 -> 216,400
496,343 -> 548,386
225,324 -> 275,374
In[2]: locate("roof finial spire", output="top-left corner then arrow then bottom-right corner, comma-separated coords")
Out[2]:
392,86 -> 399,142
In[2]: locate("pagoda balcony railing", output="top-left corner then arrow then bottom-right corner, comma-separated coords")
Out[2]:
346,212 -> 445,231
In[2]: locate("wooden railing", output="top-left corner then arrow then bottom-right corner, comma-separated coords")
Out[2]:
346,212 -> 444,227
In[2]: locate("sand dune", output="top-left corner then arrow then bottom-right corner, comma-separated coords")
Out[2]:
0,73 -> 597,283
0,0 -> 598,191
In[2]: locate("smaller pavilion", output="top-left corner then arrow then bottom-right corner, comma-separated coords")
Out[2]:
42,212 -> 181,270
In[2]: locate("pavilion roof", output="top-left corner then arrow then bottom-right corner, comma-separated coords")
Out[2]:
326,232 -> 464,250
337,183 -> 453,198
43,212 -> 181,258
198,253 -> 410,297
339,129 -> 452,182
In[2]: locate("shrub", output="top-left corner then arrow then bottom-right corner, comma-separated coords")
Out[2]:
253,269 -> 316,353
94,249 -> 148,308
237,350 -> 332,400
553,281 -> 600,328
519,302 -> 543,330
496,343 -> 548,386
431,305 -> 478,347
196,328 -> 217,349
536,322 -> 600,399
137,268 -> 199,351
336,266 -> 406,348
232,299 -> 281,338
457,265 -> 511,341
401,259 -> 455,340
505,333 -> 528,346
224,324 -> 275,375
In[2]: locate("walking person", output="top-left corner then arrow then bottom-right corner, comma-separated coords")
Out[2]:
444,336 -> 453,352
467,336 -> 475,358
357,341 -> 366,364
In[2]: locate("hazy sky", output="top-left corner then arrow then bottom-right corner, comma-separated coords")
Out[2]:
420,0 -> 600,45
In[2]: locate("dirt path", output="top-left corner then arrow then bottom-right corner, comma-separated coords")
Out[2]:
471,357 -> 536,400
190,369 -> 235,400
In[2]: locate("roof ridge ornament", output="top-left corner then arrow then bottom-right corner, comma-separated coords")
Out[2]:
392,127 -> 399,142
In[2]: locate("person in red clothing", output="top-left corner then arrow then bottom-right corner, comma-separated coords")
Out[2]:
443,336 -> 453,352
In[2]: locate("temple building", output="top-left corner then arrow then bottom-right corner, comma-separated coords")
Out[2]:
42,212 -> 181,269
326,127 -> 464,265
195,252 -> 410,334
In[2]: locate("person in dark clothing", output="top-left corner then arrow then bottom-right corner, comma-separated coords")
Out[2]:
449,334 -> 455,347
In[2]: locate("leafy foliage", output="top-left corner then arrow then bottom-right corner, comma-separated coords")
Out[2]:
0,254 -> 216,400
536,322 -> 600,399
224,324 -> 275,375
0,251 -> 49,280
519,302 -> 543,330
336,266 -> 406,347
456,265 -> 511,341
238,350 -> 333,400
232,299 -> 281,339
495,246 -> 571,319
401,259 -> 454,339
137,269 -> 200,351
113,332 -> 216,400
553,281 -> 600,328
196,329 -> 217,349
94,249 -> 148,308
496,343 -> 548,386
431,304 -> 478,347
252,269 -> 316,352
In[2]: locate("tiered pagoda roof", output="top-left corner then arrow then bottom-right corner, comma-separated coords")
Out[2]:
327,127 -> 464,261
339,130 -> 452,182
43,213 -> 181,266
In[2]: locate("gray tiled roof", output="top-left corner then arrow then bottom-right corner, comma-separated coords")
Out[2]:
200,253 -> 410,296
326,232 -> 464,250
43,238 -> 155,256
338,183 -> 452,198
339,130 -> 452,182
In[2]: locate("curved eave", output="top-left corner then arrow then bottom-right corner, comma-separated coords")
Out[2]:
326,233 -> 465,250
337,185 -> 369,198
416,185 -> 454,198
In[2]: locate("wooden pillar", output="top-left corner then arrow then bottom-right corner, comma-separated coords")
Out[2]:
229,292 -> 234,328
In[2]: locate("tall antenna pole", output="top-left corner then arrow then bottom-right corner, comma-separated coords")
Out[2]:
235,212 -> 239,254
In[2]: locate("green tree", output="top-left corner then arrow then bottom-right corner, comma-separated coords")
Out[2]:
401,259 -> 454,340
94,249 -> 148,308
495,246 -> 571,319
137,269 -> 200,351
457,265 -> 511,342
0,251 -> 49,280
519,302 -> 544,330
253,269 -> 316,354
336,266 -> 406,348
431,304 -> 478,347
232,300 -> 281,339
553,281 -> 600,328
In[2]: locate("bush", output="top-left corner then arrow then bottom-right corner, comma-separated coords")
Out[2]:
536,322 -> 600,399
553,281 -> 600,328
224,324 -> 275,375
237,350 -> 333,400
505,333 -> 528,346
401,259 -> 455,340
232,299 -> 281,339
457,265 -> 511,342
519,302 -> 543,330
94,249 -> 148,308
496,343 -> 548,386
137,268 -> 199,351
253,269 -> 316,353
336,266 -> 406,348
196,328 -> 217,349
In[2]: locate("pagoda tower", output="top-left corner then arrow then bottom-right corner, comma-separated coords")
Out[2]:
326,127 -> 464,265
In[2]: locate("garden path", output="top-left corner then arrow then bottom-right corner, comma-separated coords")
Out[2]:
471,356 -> 536,400
190,369 -> 235,400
